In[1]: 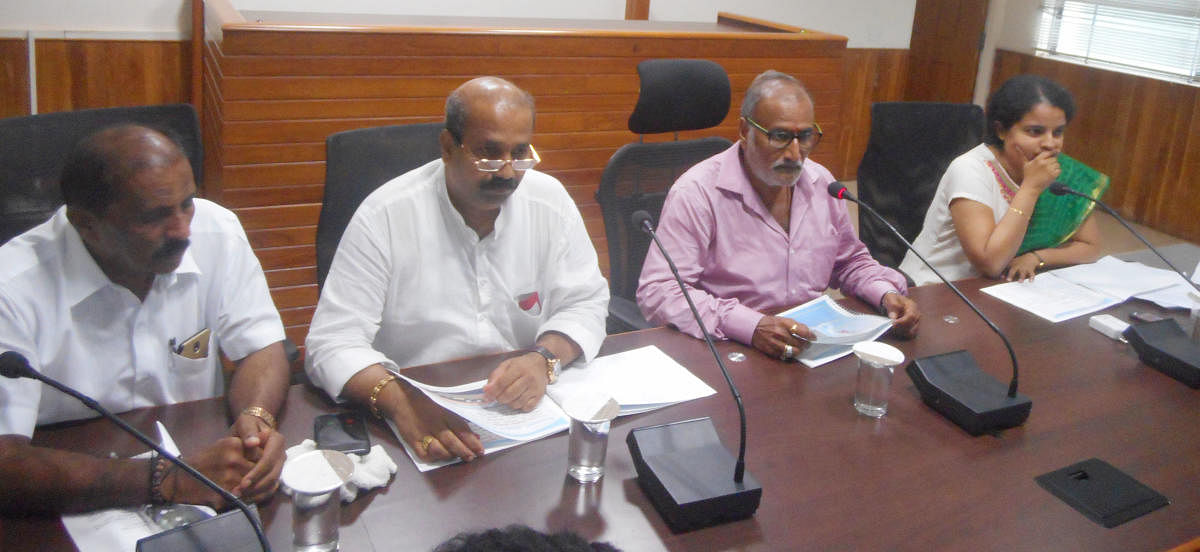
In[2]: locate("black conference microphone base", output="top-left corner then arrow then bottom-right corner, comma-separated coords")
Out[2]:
1122,320 -> 1200,388
626,418 -> 762,533
906,351 -> 1032,436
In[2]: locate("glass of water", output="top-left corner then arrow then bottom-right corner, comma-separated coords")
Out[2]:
852,341 -> 905,418
562,394 -> 619,484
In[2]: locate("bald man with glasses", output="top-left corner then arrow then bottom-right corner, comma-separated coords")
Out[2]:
306,77 -> 608,463
636,70 -> 920,362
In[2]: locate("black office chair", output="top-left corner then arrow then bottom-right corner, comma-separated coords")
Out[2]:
855,102 -> 985,270
0,104 -> 202,245
596,59 -> 733,334
317,122 -> 444,289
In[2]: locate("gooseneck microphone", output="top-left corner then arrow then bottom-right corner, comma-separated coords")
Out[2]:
624,209 -> 761,532
0,351 -> 271,551
1048,183 -> 1200,388
828,183 -> 1032,435
1049,182 -> 1200,297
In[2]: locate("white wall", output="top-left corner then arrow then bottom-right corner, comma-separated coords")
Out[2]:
0,0 -> 914,48
974,0 -> 1041,104
234,0 -> 625,20
650,0 -> 916,48
0,0 -> 189,38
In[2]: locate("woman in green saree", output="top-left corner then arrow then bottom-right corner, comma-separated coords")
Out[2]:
899,74 -> 1104,285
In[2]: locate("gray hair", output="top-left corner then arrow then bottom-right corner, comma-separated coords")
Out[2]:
740,70 -> 811,119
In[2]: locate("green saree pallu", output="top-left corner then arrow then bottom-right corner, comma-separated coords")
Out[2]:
1018,153 -> 1109,255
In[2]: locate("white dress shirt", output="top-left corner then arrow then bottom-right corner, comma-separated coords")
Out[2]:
0,200 -> 286,436
305,159 -> 609,401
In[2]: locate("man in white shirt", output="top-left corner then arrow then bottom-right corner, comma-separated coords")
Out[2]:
306,77 -> 608,463
0,125 -> 290,514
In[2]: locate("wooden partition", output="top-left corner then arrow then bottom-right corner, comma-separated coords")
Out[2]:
992,50 -> 1200,244
202,3 -> 849,349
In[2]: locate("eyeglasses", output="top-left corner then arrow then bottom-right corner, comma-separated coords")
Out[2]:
744,117 -> 823,150
460,143 -> 541,173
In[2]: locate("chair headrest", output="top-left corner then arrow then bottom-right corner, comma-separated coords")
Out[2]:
628,59 -> 731,135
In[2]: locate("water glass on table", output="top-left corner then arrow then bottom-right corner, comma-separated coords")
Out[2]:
852,341 -> 905,418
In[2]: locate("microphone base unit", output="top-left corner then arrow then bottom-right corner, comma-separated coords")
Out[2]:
1122,320 -> 1200,388
906,350 -> 1033,436
626,417 -> 762,533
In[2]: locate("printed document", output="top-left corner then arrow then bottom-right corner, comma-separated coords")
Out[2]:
778,295 -> 894,368
394,345 -> 716,472
981,256 -> 1198,322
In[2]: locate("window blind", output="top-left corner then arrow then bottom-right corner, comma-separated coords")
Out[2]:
1037,0 -> 1200,84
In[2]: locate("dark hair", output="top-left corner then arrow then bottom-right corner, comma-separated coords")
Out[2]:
445,78 -> 536,144
984,74 -> 1075,147
433,525 -> 620,552
740,70 -> 810,119
60,124 -> 187,214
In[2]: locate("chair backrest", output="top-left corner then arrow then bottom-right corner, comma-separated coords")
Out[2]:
597,59 -> 733,304
0,104 -> 202,245
317,122 -> 444,289
856,102 -> 985,268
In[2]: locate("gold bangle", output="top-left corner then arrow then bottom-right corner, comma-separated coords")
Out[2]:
1009,206 -> 1026,217
239,406 -> 276,430
1031,250 -> 1046,269
368,374 -> 397,419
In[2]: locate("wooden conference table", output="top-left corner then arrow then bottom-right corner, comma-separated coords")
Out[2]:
6,278 -> 1199,551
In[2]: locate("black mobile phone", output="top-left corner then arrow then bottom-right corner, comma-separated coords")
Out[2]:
314,412 -> 371,455
1129,311 -> 1166,324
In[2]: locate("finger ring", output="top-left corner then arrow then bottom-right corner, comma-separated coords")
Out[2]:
782,344 -> 794,360
789,323 -> 800,335
420,435 -> 435,451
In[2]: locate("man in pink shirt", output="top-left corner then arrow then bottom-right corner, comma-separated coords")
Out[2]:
636,70 -> 921,360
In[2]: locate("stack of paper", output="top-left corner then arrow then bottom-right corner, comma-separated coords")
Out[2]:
981,256 -> 1200,323
394,345 -> 716,471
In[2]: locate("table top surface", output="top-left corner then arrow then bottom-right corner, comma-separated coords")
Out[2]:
6,278 -> 1199,551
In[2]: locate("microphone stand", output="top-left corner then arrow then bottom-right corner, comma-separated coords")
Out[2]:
624,211 -> 761,533
829,184 -> 1032,435
1049,183 -> 1200,388
0,351 -> 272,551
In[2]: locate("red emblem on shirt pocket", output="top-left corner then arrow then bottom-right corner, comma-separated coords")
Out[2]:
517,291 -> 542,316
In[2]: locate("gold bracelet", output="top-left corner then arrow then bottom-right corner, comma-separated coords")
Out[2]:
1009,206 -> 1026,217
1031,250 -> 1046,269
368,374 -> 397,419
239,406 -> 276,429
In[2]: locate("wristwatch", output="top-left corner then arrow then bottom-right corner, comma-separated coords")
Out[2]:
530,345 -> 561,384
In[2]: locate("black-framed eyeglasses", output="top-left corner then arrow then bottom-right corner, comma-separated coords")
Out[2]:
459,143 -> 541,173
744,117 -> 823,150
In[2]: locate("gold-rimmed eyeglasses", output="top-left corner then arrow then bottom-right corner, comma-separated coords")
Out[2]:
459,143 -> 541,173
743,117 -> 823,150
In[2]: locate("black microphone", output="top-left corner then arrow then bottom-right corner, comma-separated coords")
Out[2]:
0,351 -> 272,551
624,209 -> 761,532
1048,182 -> 1200,388
828,182 -> 1032,435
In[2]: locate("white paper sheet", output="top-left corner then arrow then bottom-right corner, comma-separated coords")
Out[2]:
392,345 -> 716,471
982,272 -> 1122,322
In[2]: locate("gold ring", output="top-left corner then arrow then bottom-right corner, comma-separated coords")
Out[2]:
789,323 -> 800,335
420,435 -> 435,451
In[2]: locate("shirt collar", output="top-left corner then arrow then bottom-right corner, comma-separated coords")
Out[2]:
436,160 -> 515,244
61,211 -> 201,306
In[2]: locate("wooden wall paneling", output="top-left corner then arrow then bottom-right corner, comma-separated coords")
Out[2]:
990,50 -> 1200,244
34,40 -> 190,114
203,12 -> 849,348
0,38 -> 31,118
837,49 -> 909,180
905,0 -> 988,103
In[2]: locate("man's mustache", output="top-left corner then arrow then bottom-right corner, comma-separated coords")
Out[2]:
482,176 -> 518,191
153,239 -> 190,259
